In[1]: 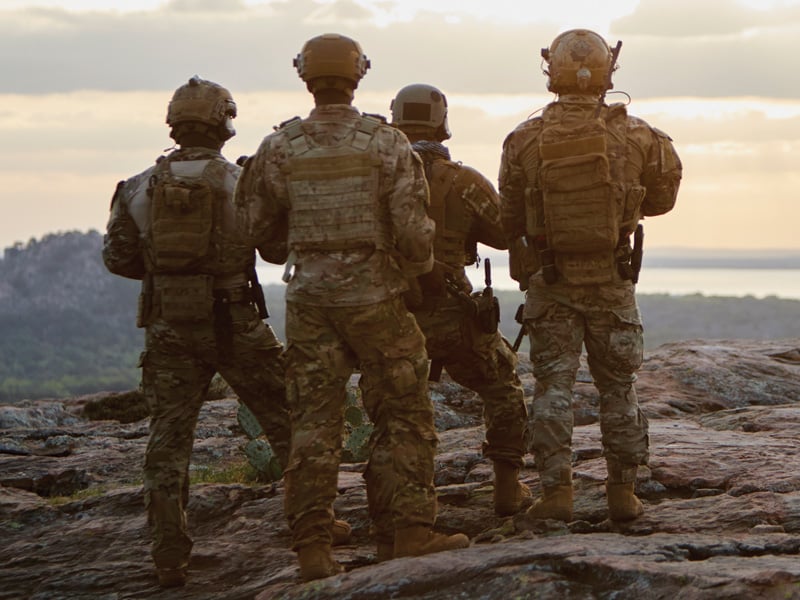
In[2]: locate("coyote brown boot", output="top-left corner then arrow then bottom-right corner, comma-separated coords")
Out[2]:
331,519 -> 352,546
376,538 -> 394,563
297,543 -> 343,581
393,526 -> 470,558
525,467 -> 573,521
493,461 -> 533,516
525,485 -> 573,521
606,462 -> 644,521
606,482 -> 644,521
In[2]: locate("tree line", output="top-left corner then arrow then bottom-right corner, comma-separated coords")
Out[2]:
1,231 -> 797,403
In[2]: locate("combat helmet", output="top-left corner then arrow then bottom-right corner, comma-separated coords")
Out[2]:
390,83 -> 451,141
166,76 -> 237,141
541,29 -> 616,95
293,33 -> 370,98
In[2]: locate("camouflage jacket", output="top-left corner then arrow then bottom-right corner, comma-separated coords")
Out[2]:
234,104 -> 434,307
498,98 -> 682,291
413,141 -> 507,294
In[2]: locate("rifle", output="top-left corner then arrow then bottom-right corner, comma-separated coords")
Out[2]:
475,258 -> 500,334
512,303 -> 526,352
247,264 -> 269,319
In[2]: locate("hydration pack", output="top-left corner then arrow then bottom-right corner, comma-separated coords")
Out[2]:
148,158 -> 226,271
538,112 -> 618,254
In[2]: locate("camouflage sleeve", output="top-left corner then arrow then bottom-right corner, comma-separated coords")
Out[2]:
385,130 -> 434,277
461,166 -> 507,251
233,139 -> 290,264
498,130 -> 528,241
102,180 -> 145,280
640,126 -> 683,217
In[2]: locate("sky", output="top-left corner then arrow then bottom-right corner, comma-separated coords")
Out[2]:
1,0 -> 800,255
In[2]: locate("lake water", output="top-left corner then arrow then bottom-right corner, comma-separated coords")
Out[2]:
257,263 -> 800,301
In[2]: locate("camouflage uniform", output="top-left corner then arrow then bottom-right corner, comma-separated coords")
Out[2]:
103,146 -> 290,572
407,141 -> 527,468
234,104 -> 437,550
499,99 -> 682,487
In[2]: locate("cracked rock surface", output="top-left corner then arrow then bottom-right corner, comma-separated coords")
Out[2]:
1,339 -> 800,599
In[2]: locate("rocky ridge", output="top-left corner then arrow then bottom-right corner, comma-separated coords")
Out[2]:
1,339 -> 800,599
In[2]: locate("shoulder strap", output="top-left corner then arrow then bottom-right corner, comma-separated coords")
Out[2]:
352,114 -> 382,151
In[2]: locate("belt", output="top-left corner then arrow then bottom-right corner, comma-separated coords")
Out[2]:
213,286 -> 252,304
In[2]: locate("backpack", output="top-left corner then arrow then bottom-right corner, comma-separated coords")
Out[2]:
538,111 -> 619,254
148,158 -> 226,271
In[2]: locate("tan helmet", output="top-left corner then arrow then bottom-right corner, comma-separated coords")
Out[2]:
166,76 -> 237,140
293,33 -> 370,95
541,29 -> 615,95
390,83 -> 451,141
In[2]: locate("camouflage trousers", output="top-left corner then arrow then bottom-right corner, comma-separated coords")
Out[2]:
283,296 -> 437,550
140,301 -> 290,570
413,300 -> 527,468
523,279 -> 649,487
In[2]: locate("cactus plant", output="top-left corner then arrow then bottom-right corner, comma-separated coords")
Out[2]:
236,403 -> 283,482
341,385 -> 373,463
236,379 -> 374,479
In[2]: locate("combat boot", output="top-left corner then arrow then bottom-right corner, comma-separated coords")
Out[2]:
525,467 -> 573,521
393,526 -> 470,558
297,543 -> 343,581
606,463 -> 644,521
156,567 -> 187,588
375,540 -> 394,562
331,519 -> 352,546
606,482 -> 643,521
493,460 -> 533,516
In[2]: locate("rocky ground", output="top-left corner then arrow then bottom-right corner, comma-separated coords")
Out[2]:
1,338 -> 800,599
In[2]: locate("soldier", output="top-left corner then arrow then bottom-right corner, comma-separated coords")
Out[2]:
234,34 -> 469,581
101,76 -> 350,588
498,30 -> 682,522
389,83 -> 530,517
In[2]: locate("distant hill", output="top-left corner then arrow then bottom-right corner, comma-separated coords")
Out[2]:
0,231 -> 142,402
1,231 -> 798,403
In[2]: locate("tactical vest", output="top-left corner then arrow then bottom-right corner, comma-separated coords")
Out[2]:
143,156 -> 231,323
423,159 -> 475,268
279,115 -> 391,252
522,103 -> 644,285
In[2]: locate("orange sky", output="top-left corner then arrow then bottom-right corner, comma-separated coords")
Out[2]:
1,0 -> 799,251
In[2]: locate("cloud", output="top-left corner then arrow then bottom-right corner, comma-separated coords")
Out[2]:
1,0 -> 799,99
1,89 -> 799,251
165,0 -> 248,12
612,0 -> 800,36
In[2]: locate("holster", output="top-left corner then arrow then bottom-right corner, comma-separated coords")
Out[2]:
136,273 -> 154,328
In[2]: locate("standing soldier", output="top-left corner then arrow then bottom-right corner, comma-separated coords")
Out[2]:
234,34 -> 469,581
389,83 -> 530,518
498,30 -> 682,522
102,77 -> 351,587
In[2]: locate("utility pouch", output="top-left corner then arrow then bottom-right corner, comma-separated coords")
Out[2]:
473,292 -> 500,334
154,274 -> 214,323
508,236 -> 540,291
150,173 -> 214,270
541,152 -> 617,253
